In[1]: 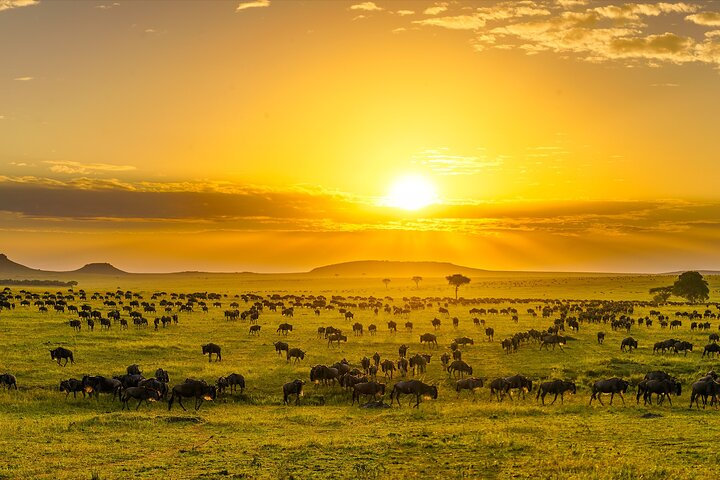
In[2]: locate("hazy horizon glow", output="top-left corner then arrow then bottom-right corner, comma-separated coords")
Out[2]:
2,1 -> 720,273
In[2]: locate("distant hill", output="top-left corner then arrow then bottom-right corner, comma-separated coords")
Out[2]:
308,260 -> 487,277
0,254 -> 43,275
69,263 -> 127,275
0,254 -> 127,277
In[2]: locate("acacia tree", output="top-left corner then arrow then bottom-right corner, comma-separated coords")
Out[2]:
672,271 -> 709,303
412,276 -> 423,289
649,286 -> 672,304
446,274 -> 470,300
382,278 -> 391,289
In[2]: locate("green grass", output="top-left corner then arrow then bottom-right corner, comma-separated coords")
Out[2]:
0,273 -> 719,479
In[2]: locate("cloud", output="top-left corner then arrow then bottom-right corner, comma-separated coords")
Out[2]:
415,14 -> 486,30
350,2 -> 382,12
412,149 -> 503,175
14,76 -> 33,81
0,0 -> 38,12
594,3 -> 697,21
424,2 -> 449,16
43,161 -> 136,175
686,12 -> 720,26
95,2 -> 120,9
396,10 -> 414,16
235,0 -> 269,12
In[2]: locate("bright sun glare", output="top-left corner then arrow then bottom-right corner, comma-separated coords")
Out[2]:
384,175 -> 438,211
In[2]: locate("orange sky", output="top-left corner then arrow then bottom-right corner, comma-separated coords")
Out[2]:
2,0 -> 720,273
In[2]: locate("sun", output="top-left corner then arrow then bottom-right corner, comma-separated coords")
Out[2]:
383,175 -> 438,211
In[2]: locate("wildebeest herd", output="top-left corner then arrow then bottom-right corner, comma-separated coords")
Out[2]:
2,286 -> 720,410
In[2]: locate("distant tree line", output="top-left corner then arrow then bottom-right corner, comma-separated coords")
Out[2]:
650,271 -> 709,304
0,279 -> 78,287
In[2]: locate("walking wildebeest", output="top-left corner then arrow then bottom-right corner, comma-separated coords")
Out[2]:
283,379 -> 304,405
490,378 -> 510,401
703,343 -> 720,358
455,377 -> 484,399
620,337 -> 637,352
673,341 -> 693,356
60,378 -> 84,398
372,352 -> 381,367
504,374 -> 533,399
202,343 -> 222,362
249,325 -> 261,335
689,377 -> 720,409
286,348 -> 305,363
589,378 -> 629,406
398,344 -> 408,358
50,347 -> 74,366
277,323 -> 293,335
0,373 -> 17,390
381,359 -> 396,379
310,365 -> 339,385
274,341 -> 289,356
138,378 -> 168,399
168,380 -> 216,411
540,334 -> 566,351
454,337 -> 474,346
447,360 -> 473,378
327,333 -> 348,346
390,380 -> 438,408
121,386 -> 161,411
431,318 -> 441,330
420,333 -> 438,347
536,380 -> 576,405
217,373 -> 246,394
81,375 -> 122,400
638,379 -> 681,406
351,381 -> 386,405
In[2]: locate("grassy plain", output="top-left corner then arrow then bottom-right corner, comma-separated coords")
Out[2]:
1,272 -> 720,479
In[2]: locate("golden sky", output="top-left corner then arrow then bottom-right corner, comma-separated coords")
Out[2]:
2,0 -> 720,273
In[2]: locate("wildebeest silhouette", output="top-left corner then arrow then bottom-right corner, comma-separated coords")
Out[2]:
455,377 -> 483,399
0,373 -> 17,390
390,380 -> 438,408
168,379 -> 216,411
50,347 -> 74,366
286,348 -> 305,363
121,386 -> 160,411
351,381 -> 386,405
536,380 -> 576,405
202,343 -> 221,362
60,378 -> 84,398
283,379 -> 304,405
589,378 -> 629,406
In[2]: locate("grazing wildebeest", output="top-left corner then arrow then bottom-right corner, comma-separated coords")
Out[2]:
485,328 -> 494,342
352,323 -> 363,336
283,379 -> 304,405
504,374 -> 533,399
121,386 -> 160,410
589,378 -> 629,406
703,343 -> 720,358
431,318 -> 441,330
155,368 -> 170,383
673,341 -> 693,356
540,334 -> 566,351
398,344 -> 408,358
277,323 -> 293,335
310,365 -> 339,385
372,352 -> 381,367
249,325 -> 261,335
217,373 -> 245,394
387,321 -> 397,333
127,364 -> 142,376
60,378 -> 84,398
168,380 -> 216,411
202,343 -> 222,362
597,332 -> 605,344
368,324 -> 377,335
50,347 -> 74,366
420,333 -> 438,348
689,377 -> 720,409
381,359 -> 396,379
352,381 -> 386,405
455,377 -> 484,399
489,378 -> 510,401
454,337 -> 474,347
447,360 -> 473,378
69,320 -> 81,331
536,380 -> 576,405
390,380 -> 438,408
274,341 -> 289,356
620,337 -> 637,352
327,333 -> 348,346
440,352 -> 450,371
0,373 -> 17,390
286,348 -> 305,363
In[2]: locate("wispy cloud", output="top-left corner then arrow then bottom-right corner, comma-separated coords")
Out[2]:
424,2 -> 449,16
413,148 -> 503,175
0,0 -> 38,12
95,2 -> 120,9
350,2 -> 382,12
235,0 -> 269,13
396,9 -> 414,16
43,161 -> 136,175
686,12 -> 720,26
14,76 -> 33,81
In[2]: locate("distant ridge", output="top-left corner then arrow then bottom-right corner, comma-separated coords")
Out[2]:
70,263 -> 127,275
0,254 -> 127,276
308,260 -> 487,277
0,254 -> 43,275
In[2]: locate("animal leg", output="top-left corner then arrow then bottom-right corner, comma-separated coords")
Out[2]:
550,393 -> 558,405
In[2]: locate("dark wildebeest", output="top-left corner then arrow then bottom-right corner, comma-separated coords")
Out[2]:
310,365 -> 339,385
387,321 -> 397,333
440,352 -> 450,371
490,378 -> 510,401
69,320 -> 81,331
277,323 -> 293,335
620,337 -> 637,352
286,348 -> 305,363
202,343 -> 222,362
155,368 -> 170,383
703,343 -> 720,358
127,364 -> 142,376
368,324 -> 377,335
398,344 -> 408,358
168,380 -> 216,411
504,374 -> 533,399
60,378 -> 84,398
597,332 -> 605,344
536,380 -> 576,405
283,379 -> 304,405
50,347 -> 74,366
361,356 -> 371,374
396,358 -> 409,377
115,374 -> 144,390
589,378 -> 629,406
540,334 -> 566,351
452,317 -> 459,328
390,380 -> 438,408
274,341 -> 289,356
139,378 -> 168,399
327,333 -> 348,346
710,333 -> 720,343
121,386 -> 161,411
249,325 -> 261,335
485,328 -> 494,342
639,379 -> 681,406
339,373 -> 367,390
689,377 -> 720,409
351,381 -> 386,405
352,323 -> 363,336
0,373 -> 17,390
217,373 -> 246,394
673,341 -> 693,356
381,359 -> 396,379
431,318 -> 441,330
447,360 -> 473,378
454,337 -> 474,347
405,321 -> 413,332
455,377 -> 484,399
409,354 -> 429,375
372,352 -> 381,367
420,333 -> 438,348
82,375 -> 122,400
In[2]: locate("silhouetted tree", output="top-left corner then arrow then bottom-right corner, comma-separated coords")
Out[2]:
649,286 -> 672,304
672,271 -> 709,303
446,274 -> 470,300
412,276 -> 423,289
382,278 -> 391,289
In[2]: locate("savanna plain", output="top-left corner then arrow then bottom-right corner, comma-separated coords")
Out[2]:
2,273 -> 720,480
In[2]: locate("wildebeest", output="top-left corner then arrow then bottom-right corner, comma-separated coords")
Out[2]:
121,386 -> 160,410
155,368 -> 170,383
274,341 -> 289,355
372,352 -> 381,367
352,322 -> 363,336
597,332 -> 605,344
217,373 -> 245,394
60,378 -> 84,398
703,343 -> 720,358
202,343 -> 222,362
327,333 -> 348,346
455,377 -> 484,399
454,337 -> 474,346
536,380 -> 576,405
82,375 -> 122,400
127,364 -> 142,376
286,348 -> 305,363
249,325 -> 261,335
490,378 -> 510,401
168,379 -> 216,411
440,352 -> 450,371
381,359 -> 396,379
638,379 -> 681,406
398,344 -> 408,358
504,374 -> 533,399
689,377 -> 720,409
360,356 -> 371,374
396,358 -> 409,377
404,321 -> 413,332
589,378 -> 629,406
620,337 -> 637,352
409,354 -> 429,375
447,360 -> 473,378
390,380 -> 438,408
351,381 -> 386,405
277,323 -> 293,335
420,333 -> 438,347
485,328 -> 494,342
673,340 -> 693,356
310,365 -> 339,385
0,373 -> 17,390
431,318 -> 441,330
283,379 -> 305,405
387,321 -> 397,333
69,320 -> 81,331
368,324 -> 377,335
138,378 -> 169,399
540,334 -> 566,351
50,347 -> 74,366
